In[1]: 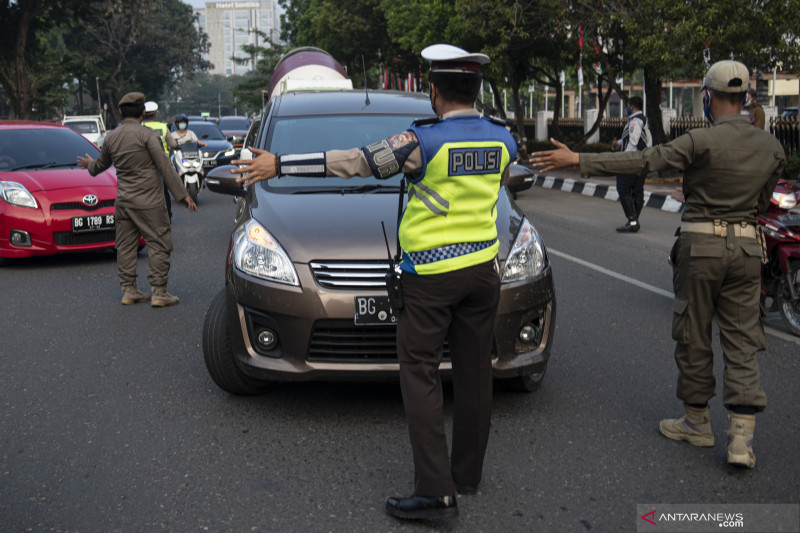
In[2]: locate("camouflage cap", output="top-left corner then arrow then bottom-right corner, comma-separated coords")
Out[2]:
118,92 -> 145,106
703,61 -> 749,93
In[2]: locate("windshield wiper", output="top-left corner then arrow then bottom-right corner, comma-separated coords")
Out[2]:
11,161 -> 79,171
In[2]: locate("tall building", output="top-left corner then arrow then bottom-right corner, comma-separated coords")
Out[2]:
194,1 -> 280,76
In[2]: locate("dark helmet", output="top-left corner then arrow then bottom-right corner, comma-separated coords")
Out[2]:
174,113 -> 188,126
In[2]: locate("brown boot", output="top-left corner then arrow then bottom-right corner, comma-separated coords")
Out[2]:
151,286 -> 180,307
121,285 -> 149,305
659,404 -> 715,447
727,412 -> 756,468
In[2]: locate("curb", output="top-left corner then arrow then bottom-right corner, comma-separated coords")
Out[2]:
533,174 -> 684,213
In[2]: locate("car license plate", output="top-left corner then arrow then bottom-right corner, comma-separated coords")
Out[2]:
354,296 -> 397,325
203,159 -> 216,168
72,214 -> 115,232
778,213 -> 800,227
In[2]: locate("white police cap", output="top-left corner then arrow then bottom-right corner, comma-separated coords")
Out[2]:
144,101 -> 158,113
703,60 -> 749,93
422,44 -> 489,73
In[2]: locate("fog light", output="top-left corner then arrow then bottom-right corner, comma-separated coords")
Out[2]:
10,230 -> 32,247
256,328 -> 277,350
519,323 -> 542,344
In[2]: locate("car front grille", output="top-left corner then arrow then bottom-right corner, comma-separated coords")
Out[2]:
310,260 -> 390,289
53,230 -> 115,245
307,319 -> 451,363
51,200 -> 115,212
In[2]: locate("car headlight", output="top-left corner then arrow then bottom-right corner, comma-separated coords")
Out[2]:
0,181 -> 38,208
233,219 -> 299,285
773,191 -> 797,210
501,217 -> 547,283
225,148 -> 235,156
203,152 -> 210,157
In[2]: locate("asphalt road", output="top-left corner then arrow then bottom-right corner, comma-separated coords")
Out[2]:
1,186 -> 798,532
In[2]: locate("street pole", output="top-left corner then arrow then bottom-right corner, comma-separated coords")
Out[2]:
95,77 -> 101,116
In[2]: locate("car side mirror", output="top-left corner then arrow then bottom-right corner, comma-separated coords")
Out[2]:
205,165 -> 246,197
506,163 -> 536,195
227,136 -> 234,142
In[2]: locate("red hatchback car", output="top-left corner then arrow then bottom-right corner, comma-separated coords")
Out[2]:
0,121 -> 119,262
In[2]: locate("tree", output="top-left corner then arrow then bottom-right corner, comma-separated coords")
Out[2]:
0,0 -> 86,119
70,0 -> 210,123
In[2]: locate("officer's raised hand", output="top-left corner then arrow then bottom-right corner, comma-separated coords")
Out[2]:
529,138 -> 579,172
230,147 -> 278,187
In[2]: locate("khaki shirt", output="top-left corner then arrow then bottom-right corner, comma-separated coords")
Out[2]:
580,114 -> 785,224
88,120 -> 188,209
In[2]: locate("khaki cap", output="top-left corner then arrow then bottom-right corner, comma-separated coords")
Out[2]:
703,60 -> 749,93
118,92 -> 145,106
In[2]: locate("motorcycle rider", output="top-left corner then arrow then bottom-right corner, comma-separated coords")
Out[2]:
170,114 -> 208,148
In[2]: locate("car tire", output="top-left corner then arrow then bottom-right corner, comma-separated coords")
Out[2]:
497,372 -> 544,393
203,289 -> 275,395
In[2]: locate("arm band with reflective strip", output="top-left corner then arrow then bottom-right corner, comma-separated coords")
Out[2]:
278,152 -> 327,177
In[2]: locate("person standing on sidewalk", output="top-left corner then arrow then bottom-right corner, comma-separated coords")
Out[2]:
230,44 -> 516,519
530,60 -> 785,469
78,92 -> 197,307
611,95 -> 651,232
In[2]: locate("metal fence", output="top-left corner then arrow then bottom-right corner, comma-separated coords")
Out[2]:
770,117 -> 799,155
523,115 -> 799,155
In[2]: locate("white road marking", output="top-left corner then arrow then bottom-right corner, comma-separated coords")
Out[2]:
548,247 -> 800,345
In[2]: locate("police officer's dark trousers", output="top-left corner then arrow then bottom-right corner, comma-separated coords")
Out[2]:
397,260 -> 500,497
115,204 -> 173,288
670,229 -> 767,411
616,173 -> 645,220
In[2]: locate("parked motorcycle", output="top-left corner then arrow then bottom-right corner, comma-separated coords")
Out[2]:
759,176 -> 800,336
172,141 -> 204,203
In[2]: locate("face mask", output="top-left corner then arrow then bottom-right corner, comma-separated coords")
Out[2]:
702,89 -> 714,123
178,123 -> 187,130
625,107 -> 632,117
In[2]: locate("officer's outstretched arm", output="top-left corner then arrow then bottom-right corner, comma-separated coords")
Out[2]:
529,138 -> 580,172
231,147 -> 278,187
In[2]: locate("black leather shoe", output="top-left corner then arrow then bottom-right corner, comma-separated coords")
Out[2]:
385,494 -> 458,520
616,220 -> 640,233
455,483 -> 478,495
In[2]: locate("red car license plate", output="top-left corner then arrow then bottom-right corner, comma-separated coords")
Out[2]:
72,214 -> 115,232
354,296 -> 397,325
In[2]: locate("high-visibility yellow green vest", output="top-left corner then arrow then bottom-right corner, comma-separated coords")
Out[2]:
143,120 -> 170,154
400,115 -> 516,275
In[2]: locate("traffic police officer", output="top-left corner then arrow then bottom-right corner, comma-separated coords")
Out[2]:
230,44 -> 516,519
612,95 -> 651,232
78,92 -> 198,307
530,60 -> 785,469
143,101 -> 178,218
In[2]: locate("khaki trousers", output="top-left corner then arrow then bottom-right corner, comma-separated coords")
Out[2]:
396,260 -> 500,497
115,204 -> 173,288
670,230 -> 767,411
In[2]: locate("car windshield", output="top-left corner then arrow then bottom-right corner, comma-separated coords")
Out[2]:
265,114 -> 426,189
65,121 -> 99,134
0,128 -> 99,171
187,122 -> 226,140
218,117 -> 250,130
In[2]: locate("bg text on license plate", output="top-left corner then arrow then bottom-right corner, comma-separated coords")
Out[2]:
72,214 -> 115,232
354,296 -> 397,325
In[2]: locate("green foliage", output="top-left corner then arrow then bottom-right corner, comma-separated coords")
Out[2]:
784,151 -> 800,180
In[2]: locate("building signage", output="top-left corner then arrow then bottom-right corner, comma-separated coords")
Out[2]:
214,2 -> 261,9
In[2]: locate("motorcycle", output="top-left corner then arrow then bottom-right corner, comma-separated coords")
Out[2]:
759,176 -> 800,336
172,141 -> 204,203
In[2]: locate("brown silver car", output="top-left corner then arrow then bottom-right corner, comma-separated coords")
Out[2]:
203,89 -> 556,394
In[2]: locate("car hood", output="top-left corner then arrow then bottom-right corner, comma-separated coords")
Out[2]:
1,167 -> 117,193
249,188 -> 521,264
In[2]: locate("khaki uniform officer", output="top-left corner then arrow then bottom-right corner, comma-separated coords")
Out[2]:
78,92 -> 197,307
530,60 -> 785,469
229,44 -> 516,520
